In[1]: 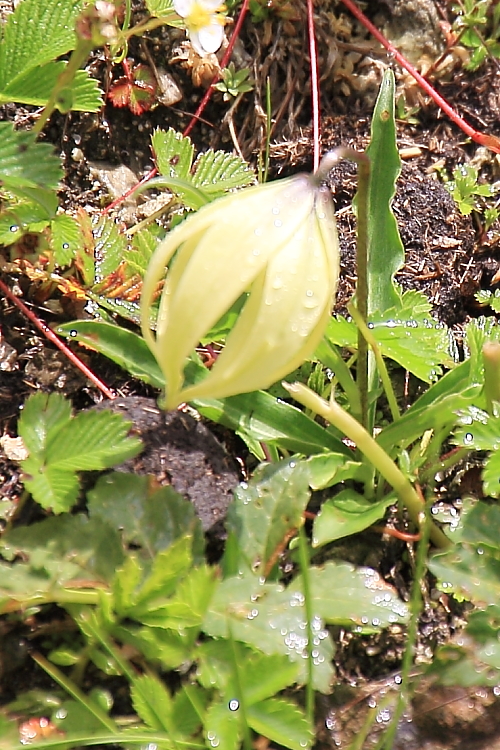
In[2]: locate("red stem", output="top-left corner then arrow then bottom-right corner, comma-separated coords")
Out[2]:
307,0 -> 321,171
340,0 -> 500,154
103,0 -> 250,213
184,0 -> 250,137
0,278 -> 116,400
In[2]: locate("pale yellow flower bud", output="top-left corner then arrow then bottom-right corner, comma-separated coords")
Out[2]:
140,170 -> 339,410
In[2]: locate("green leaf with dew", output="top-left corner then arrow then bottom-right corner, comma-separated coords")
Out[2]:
226,459 -> 311,573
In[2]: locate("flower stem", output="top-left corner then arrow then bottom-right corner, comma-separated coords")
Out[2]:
283,382 -> 451,549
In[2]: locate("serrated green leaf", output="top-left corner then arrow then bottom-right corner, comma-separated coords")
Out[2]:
192,150 -> 255,195
65,68 -> 103,112
312,490 -> 394,546
204,700 -> 241,750
128,227 -> 159,276
0,0 -> 81,90
171,685 -> 208,737
136,564 -> 217,628
50,213 -> 82,265
112,554 -> 143,612
0,514 -> 124,587
128,542 -> 193,608
203,574 -> 334,693
113,623 -> 192,669
45,410 -> 141,471
130,674 -> 173,732
226,460 -> 310,573
1,63 -> 102,111
88,473 -> 204,561
247,697 -> 312,750
325,289 -> 454,384
152,127 -> 194,180
197,641 -> 299,703
21,457 -> 80,513
295,562 -> 409,627
0,122 -> 63,190
92,215 -> 129,279
18,392 -> 71,456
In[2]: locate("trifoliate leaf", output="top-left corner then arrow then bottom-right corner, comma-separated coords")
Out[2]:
325,289 -> 454,383
18,392 -> 141,512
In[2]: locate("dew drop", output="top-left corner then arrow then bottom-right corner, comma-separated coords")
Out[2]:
62,242 -> 70,249
69,330 -> 78,337
9,225 -> 19,232
272,206 -> 280,215
464,432 -> 474,445
254,227 -> 263,236
228,699 -> 239,711
274,219 -> 282,228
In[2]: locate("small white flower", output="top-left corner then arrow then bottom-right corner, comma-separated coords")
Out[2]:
141,167 -> 340,411
174,0 -> 226,56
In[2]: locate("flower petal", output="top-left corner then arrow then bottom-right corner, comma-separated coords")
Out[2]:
180,195 -> 339,402
192,23 -> 224,55
173,0 -> 193,17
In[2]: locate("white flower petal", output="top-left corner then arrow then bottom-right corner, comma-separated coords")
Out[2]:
181,203 -> 338,401
173,0 -> 193,17
193,23 -> 224,54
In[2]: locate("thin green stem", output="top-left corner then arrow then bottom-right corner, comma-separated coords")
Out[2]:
348,302 -> 400,422
33,42 -> 93,135
377,504 -> 431,750
32,652 -> 118,732
228,628 -> 253,750
297,524 -> 315,726
0,732 -> 204,750
282,382 -> 451,549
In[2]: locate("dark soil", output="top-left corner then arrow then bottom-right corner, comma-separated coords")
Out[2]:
2,0 -> 500,746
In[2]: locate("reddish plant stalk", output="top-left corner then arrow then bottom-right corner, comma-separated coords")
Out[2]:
0,278 -> 116,400
307,0 -> 321,171
103,0 -> 250,214
340,0 -> 500,154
